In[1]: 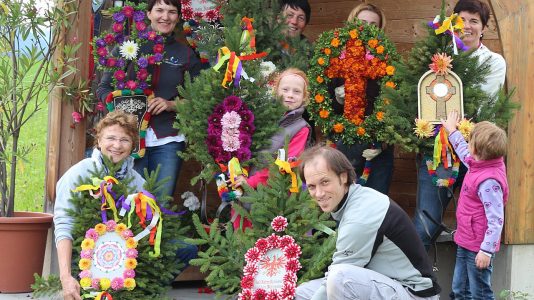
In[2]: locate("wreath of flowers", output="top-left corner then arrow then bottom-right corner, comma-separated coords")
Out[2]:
206,95 -> 255,164
181,0 -> 223,21
238,217 -> 301,300
105,88 -> 154,159
93,2 -> 164,91
308,20 -> 399,144
78,220 -> 138,292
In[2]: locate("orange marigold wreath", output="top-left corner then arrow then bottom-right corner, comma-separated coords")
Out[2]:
308,21 -> 400,144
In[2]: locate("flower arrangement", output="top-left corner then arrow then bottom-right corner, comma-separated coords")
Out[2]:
93,2 -> 164,91
206,95 -> 255,164
238,216 -> 301,300
181,0 -> 223,22
78,220 -> 137,292
307,20 -> 399,144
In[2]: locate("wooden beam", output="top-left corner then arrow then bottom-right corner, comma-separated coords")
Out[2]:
490,0 -> 534,244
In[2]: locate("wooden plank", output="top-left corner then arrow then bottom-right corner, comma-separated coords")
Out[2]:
491,0 -> 534,244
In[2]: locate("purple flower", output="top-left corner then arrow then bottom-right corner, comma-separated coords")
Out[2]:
85,229 -> 99,240
133,10 -> 145,22
213,104 -> 225,115
138,30 -> 148,39
207,124 -> 221,135
96,39 -> 106,48
206,135 -> 222,147
155,35 -> 164,44
117,81 -> 125,90
223,96 -> 242,111
137,57 -> 148,68
113,12 -> 125,23
239,109 -> 254,123
236,148 -> 251,161
138,81 -> 148,90
116,58 -> 125,68
79,270 -> 92,279
115,34 -> 125,44
98,57 -> 107,66
240,123 -> 256,134
154,53 -> 163,62
239,133 -> 252,148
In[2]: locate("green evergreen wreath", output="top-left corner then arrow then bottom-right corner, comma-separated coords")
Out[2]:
68,160 -> 189,299
307,20 -> 400,145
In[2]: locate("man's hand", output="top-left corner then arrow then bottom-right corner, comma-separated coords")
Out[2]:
475,251 -> 491,269
440,110 -> 460,134
60,275 -> 81,300
147,97 -> 176,115
362,148 -> 382,161
334,86 -> 345,105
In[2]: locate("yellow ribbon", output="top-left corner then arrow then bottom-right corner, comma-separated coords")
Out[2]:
135,192 -> 163,257
432,127 -> 456,170
435,13 -> 464,35
74,176 -> 120,221
275,158 -> 299,193
228,157 -> 248,186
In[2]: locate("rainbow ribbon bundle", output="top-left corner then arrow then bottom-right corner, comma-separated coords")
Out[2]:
215,157 -> 248,202
74,176 -> 121,223
432,126 -> 457,169
428,13 -> 468,54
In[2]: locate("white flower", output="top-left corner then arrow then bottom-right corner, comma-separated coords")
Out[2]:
181,191 -> 200,211
260,61 -> 276,78
221,111 -> 242,129
119,40 -> 139,60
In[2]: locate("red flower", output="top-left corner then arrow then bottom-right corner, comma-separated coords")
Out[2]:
245,247 -> 261,262
281,282 -> 296,298
254,238 -> 269,252
153,44 -> 164,53
122,6 -> 134,17
112,23 -> 124,33
238,290 -> 252,300
267,234 -> 280,248
266,290 -> 280,300
137,69 -> 148,81
279,235 -> 295,248
106,57 -> 116,67
205,10 -> 218,22
283,243 -> 301,259
126,80 -> 137,90
240,275 -> 254,289
114,70 -> 126,81
271,216 -> 288,232
147,56 -> 156,65
253,289 -> 267,299
104,34 -> 114,44
193,12 -> 203,19
285,259 -> 301,273
72,111 -> 82,123
147,31 -> 157,40
182,7 -> 193,20
243,263 -> 257,275
97,47 -> 108,57
135,22 -> 147,31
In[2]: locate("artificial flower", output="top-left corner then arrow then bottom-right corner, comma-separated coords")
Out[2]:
112,22 -> 123,33
457,118 -> 474,140
376,111 -> 384,121
285,258 -> 302,273
253,289 -> 267,299
100,278 -> 111,290
376,45 -> 385,54
259,61 -> 276,78
357,127 -> 366,136
135,22 -> 147,32
124,278 -> 136,290
314,94 -> 324,103
349,29 -> 358,39
429,52 -> 453,75
316,76 -> 324,83
126,238 -> 137,249
367,39 -> 378,48
323,48 -> 331,55
80,249 -> 93,259
414,119 -> 435,138
126,248 -> 138,258
386,65 -> 395,75
123,269 -> 136,278
330,38 -> 340,47
267,234 -> 281,248
122,5 -> 134,17
385,81 -> 396,88
283,243 -> 302,259
333,123 -> 344,133
104,34 -> 114,44
241,275 -> 254,289
317,57 -> 325,65
125,80 -> 137,90
271,216 -> 288,232
111,277 -> 124,290
72,112 -> 82,124
79,270 -> 91,279
95,223 -> 107,235
91,278 -> 100,290
79,258 -> 91,270
121,229 -> 134,239
245,247 -> 261,263
181,191 -> 200,211
119,40 -> 139,60
115,223 -> 127,233
125,258 -> 137,269
105,220 -> 117,231
80,277 -> 92,288
81,239 -> 95,250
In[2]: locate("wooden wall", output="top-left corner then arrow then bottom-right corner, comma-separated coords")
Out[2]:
303,0 -> 503,221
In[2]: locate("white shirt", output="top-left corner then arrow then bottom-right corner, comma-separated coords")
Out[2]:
145,127 -> 185,147
473,43 -> 506,96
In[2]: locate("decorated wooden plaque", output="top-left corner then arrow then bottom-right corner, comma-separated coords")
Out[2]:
418,70 -> 463,124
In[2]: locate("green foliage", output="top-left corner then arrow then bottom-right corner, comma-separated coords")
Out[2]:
68,160 -> 188,299
31,274 -> 62,298
0,0 -> 78,217
188,165 -> 336,297
381,20 -> 518,153
499,289 -> 532,300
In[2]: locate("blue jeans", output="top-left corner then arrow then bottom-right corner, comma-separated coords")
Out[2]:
134,141 -> 185,202
451,246 -> 494,300
336,141 -> 394,195
413,154 -> 467,250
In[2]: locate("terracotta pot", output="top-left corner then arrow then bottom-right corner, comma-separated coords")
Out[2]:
0,211 -> 53,293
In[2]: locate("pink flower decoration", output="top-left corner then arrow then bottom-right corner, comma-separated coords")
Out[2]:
72,112 -> 83,123
104,34 -> 114,44
105,220 -> 117,231
121,229 -> 134,239
123,269 -> 136,278
147,31 -> 157,40
112,23 -> 124,33
126,248 -> 138,258
339,49 -> 347,59
122,6 -> 134,17
147,56 -> 156,65
91,278 -> 100,290
135,22 -> 147,31
79,270 -> 91,279
80,249 -> 93,259
114,70 -> 126,81
97,47 -> 108,57
85,228 -> 99,240
111,277 -> 124,290
136,69 -> 148,81
126,80 -> 137,90
96,102 -> 105,112
107,57 -> 117,67
271,216 -> 288,232
365,50 -> 375,61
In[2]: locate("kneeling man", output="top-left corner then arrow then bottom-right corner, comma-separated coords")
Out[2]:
296,145 -> 441,300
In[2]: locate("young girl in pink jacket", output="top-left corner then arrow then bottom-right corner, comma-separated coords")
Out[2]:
442,110 -> 508,299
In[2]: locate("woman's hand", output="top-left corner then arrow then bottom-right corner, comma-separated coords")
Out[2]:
334,86 -> 345,105
60,275 -> 81,300
147,97 -> 177,115
232,175 -> 249,189
441,110 -> 460,134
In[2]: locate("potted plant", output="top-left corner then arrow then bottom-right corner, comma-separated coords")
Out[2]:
0,0 -> 77,292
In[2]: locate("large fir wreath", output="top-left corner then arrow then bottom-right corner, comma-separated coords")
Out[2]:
307,20 -> 400,145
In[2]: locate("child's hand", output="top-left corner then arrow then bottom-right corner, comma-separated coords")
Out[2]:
475,251 -> 491,269
440,110 -> 460,134
232,175 -> 248,189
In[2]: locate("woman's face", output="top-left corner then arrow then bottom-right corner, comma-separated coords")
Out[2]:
277,74 -> 306,111
97,124 -> 133,163
356,10 -> 381,28
147,1 -> 179,35
459,11 -> 485,49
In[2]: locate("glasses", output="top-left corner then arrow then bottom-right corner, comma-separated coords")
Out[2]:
102,136 -> 132,145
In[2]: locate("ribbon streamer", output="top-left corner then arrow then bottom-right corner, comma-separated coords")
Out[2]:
432,127 -> 456,170
274,149 -> 300,193
74,176 -> 120,222
429,14 -> 468,53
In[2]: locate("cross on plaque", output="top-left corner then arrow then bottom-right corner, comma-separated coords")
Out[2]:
425,75 -> 456,120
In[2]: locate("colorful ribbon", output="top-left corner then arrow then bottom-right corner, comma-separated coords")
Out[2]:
240,17 -> 256,54
429,14 -> 468,54
74,176 -> 120,222
274,149 -> 300,193
228,157 -> 248,186
432,127 -> 456,170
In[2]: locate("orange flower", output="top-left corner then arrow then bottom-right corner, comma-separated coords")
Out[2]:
386,65 -> 395,75
357,127 -> 366,136
319,109 -> 330,118
316,76 -> 324,83
126,238 -> 137,249
349,29 -> 358,39
376,45 -> 384,54
95,223 -> 106,235
331,38 -> 340,47
376,111 -> 384,121
324,48 -> 331,55
315,94 -> 325,103
79,258 -> 91,270
125,258 -> 137,269
115,223 -> 127,233
385,81 -> 396,89
124,278 -> 136,291
333,123 -> 344,133
368,39 -> 378,48
317,57 -> 325,65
